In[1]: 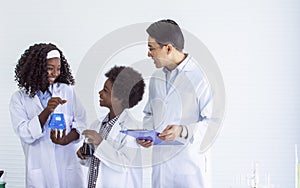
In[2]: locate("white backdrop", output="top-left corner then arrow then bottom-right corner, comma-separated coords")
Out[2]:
0,0 -> 299,187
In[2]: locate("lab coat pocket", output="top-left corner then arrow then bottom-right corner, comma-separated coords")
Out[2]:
100,169 -> 128,188
65,165 -> 85,188
173,174 -> 205,188
27,168 -> 45,188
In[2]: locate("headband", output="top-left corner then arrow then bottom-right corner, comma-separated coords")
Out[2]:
47,50 -> 60,59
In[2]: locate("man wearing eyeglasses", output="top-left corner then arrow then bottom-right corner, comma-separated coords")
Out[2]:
137,19 -> 213,188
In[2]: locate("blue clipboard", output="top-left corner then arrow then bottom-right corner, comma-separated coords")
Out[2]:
120,130 -> 183,145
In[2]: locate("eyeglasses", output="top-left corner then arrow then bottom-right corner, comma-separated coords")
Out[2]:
148,43 -> 167,52
148,46 -> 159,52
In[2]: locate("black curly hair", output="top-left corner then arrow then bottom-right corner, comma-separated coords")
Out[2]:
105,66 -> 145,108
15,43 -> 75,97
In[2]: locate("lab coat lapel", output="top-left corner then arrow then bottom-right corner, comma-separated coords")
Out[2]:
166,71 -> 187,97
51,83 -> 60,97
155,70 -> 167,97
33,95 -> 44,111
166,57 -> 194,97
108,109 -> 136,140
115,110 -> 127,130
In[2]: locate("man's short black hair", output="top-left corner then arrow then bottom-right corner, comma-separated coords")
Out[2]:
146,19 -> 184,51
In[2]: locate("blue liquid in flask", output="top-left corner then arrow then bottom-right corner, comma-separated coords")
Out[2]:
48,113 -> 66,130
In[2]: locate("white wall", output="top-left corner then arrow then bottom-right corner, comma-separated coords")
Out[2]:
0,0 -> 299,187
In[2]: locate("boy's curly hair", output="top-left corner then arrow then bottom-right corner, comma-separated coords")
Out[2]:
15,43 -> 74,97
105,66 -> 145,108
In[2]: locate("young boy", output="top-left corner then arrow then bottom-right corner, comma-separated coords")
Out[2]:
77,66 -> 145,188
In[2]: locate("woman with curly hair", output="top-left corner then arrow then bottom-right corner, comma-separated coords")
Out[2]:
9,43 -> 87,188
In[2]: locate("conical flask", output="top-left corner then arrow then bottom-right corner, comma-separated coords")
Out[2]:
48,113 -> 66,130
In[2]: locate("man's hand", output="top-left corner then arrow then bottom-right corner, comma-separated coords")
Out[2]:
158,125 -> 183,142
50,129 -> 69,145
136,139 -> 153,148
82,130 -> 103,145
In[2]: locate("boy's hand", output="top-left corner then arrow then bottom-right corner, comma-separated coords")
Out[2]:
82,130 -> 103,145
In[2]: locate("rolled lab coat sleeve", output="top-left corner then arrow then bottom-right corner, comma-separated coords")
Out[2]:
9,92 -> 44,144
184,75 -> 214,145
93,134 -> 141,172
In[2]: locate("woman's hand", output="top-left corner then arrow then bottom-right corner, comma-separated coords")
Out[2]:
46,97 -> 67,112
50,128 -> 79,145
38,97 -> 67,127
50,129 -> 69,145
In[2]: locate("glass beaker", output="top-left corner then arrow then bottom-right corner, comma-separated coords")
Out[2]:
80,138 -> 94,158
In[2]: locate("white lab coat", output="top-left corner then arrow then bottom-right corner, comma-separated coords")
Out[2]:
9,83 -> 87,188
143,54 -> 213,188
83,109 -> 143,188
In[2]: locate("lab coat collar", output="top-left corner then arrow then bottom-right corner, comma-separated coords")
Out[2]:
177,53 -> 190,72
162,53 -> 191,74
98,109 -> 131,130
33,94 -> 44,110
180,54 -> 195,72
49,83 -> 61,96
164,54 -> 193,96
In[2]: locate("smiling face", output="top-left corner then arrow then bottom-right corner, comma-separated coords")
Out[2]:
147,36 -> 171,68
47,57 -> 61,85
98,79 -> 121,111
